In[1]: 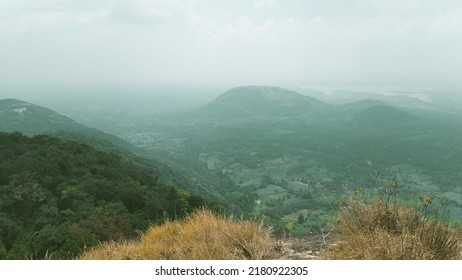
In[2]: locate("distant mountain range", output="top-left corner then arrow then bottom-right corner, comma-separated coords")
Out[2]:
2,86 -> 460,259
193,86 -> 424,128
2,86 -> 460,210
2,86 -> 462,256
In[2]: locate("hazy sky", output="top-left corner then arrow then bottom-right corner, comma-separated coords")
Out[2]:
1,0 -> 462,91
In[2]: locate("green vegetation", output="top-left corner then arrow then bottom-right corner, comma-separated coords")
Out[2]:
127,86 -> 462,235
2,87 -> 462,259
0,132 -> 211,259
0,98 -> 151,158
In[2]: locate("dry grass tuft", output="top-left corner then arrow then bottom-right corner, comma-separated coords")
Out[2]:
321,198 -> 462,259
79,209 -> 276,260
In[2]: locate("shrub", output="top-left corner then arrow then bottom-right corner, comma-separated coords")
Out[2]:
79,209 -> 275,260
321,196 -> 461,259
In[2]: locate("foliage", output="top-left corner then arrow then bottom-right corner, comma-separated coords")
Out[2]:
297,213 -> 305,224
79,209 -> 276,260
0,132 -> 211,259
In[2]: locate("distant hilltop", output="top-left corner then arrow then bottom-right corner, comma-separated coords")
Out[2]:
209,85 -> 326,106
199,86 -> 329,120
0,98 -> 82,135
0,98 -> 146,156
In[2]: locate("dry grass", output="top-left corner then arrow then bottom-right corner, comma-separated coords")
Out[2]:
321,198 -> 462,259
79,209 -> 276,260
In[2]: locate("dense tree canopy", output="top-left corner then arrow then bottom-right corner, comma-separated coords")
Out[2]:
0,132 -> 210,259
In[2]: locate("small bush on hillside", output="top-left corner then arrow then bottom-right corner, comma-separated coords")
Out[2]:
321,193 -> 461,259
79,209 -> 276,260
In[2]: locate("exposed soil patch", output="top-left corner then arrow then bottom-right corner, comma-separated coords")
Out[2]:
275,232 -> 338,260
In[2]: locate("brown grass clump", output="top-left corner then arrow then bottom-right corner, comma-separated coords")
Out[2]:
79,209 -> 275,260
321,198 -> 462,260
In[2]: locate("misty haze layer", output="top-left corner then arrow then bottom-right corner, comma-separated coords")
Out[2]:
1,0 -> 462,90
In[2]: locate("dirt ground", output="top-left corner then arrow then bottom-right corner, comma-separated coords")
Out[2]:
275,232 -> 338,260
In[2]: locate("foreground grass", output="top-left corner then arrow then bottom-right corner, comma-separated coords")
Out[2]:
321,197 -> 462,260
79,209 -> 276,260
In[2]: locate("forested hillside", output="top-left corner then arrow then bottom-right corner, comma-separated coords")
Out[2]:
0,132 -> 211,259
0,98 -> 240,208
0,98 -> 149,157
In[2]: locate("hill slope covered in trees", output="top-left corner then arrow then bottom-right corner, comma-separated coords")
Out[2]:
0,132 -> 212,259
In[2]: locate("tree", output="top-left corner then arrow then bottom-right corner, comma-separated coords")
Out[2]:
297,213 -> 305,224
8,171 -> 47,223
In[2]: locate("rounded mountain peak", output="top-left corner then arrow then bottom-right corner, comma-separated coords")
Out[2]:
215,86 -> 306,104
200,86 -> 328,120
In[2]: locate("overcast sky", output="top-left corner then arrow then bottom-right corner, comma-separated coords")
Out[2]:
1,0 -> 462,91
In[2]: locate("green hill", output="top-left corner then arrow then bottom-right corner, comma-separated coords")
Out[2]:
0,98 -> 221,194
0,132 -> 213,259
0,99 -> 227,259
198,86 -> 330,121
352,104 -> 420,126
0,98 -> 143,156
0,98 -> 83,134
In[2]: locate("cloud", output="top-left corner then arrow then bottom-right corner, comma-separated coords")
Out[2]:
0,1 -> 108,34
108,0 -> 171,24
254,0 -> 278,9
1,0 -> 462,88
